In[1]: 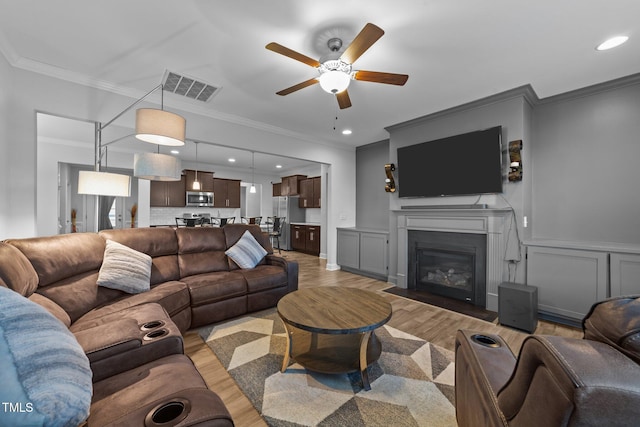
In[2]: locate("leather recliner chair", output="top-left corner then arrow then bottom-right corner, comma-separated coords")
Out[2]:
455,295 -> 640,426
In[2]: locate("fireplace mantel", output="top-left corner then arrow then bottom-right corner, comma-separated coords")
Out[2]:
394,207 -> 513,312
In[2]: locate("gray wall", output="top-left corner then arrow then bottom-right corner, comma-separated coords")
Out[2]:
531,79 -> 640,244
387,93 -> 531,216
355,74 -> 640,285
385,92 -> 532,283
356,140 -> 391,230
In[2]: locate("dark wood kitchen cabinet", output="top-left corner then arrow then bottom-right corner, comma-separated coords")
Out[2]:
290,224 -> 320,256
291,224 -> 306,252
306,225 -> 320,255
299,176 -> 321,208
213,178 -> 241,208
279,174 -> 307,196
272,182 -> 282,197
184,169 -> 214,192
150,176 -> 186,207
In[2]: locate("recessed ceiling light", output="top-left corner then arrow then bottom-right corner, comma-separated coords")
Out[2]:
228,158 -> 236,163
596,36 -> 629,51
170,150 -> 179,154
342,129 -> 353,135
276,164 -> 283,169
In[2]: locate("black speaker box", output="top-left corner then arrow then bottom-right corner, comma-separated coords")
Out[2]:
498,282 -> 538,333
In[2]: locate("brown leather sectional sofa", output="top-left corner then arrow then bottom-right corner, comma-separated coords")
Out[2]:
455,295 -> 640,426
0,224 -> 298,426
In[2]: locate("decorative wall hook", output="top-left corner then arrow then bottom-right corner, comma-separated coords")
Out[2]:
508,140 -> 523,182
385,163 -> 396,192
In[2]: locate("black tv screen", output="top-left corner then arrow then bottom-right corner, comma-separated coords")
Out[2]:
398,126 -> 503,198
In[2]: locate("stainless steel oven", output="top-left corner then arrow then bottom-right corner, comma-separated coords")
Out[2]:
186,191 -> 214,207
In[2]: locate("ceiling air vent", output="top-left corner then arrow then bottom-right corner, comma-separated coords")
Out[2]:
162,70 -> 221,103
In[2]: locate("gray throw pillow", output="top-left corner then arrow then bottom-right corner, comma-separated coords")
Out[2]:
225,230 -> 268,269
97,239 -> 152,293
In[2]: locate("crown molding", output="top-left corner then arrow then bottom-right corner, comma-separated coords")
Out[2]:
386,85 -> 539,133
536,72 -> 640,105
386,73 -> 640,133
0,32 -> 20,65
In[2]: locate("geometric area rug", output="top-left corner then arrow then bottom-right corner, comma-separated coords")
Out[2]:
198,308 -> 457,426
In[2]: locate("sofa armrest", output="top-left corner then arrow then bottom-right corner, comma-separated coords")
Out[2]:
73,315 -> 184,382
73,318 -> 142,363
498,335 -> 640,426
265,254 -> 298,293
455,330 -> 516,427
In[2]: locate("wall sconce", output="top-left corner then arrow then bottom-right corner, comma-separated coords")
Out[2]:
508,140 -> 523,182
385,163 -> 396,192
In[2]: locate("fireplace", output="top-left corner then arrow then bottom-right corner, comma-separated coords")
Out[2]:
408,230 -> 486,306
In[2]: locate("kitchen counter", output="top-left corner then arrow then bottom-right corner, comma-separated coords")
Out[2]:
289,222 -> 321,226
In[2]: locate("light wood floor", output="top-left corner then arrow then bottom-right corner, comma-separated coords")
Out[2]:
184,251 -> 582,427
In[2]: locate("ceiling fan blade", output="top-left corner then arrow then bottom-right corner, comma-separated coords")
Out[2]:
266,42 -> 321,68
340,23 -> 385,64
336,90 -> 352,109
354,70 -> 409,86
276,78 -> 319,96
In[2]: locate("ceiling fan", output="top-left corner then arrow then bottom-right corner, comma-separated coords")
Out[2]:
266,23 -> 409,109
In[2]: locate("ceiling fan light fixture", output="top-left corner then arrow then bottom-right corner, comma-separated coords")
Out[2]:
318,59 -> 352,94
319,70 -> 351,94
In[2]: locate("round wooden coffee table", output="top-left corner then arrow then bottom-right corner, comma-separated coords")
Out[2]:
277,286 -> 392,390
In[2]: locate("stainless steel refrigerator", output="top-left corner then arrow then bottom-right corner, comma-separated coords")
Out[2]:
272,196 -> 305,250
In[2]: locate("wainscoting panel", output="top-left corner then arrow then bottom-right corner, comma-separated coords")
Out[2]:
526,246 -> 607,321
610,253 -> 640,296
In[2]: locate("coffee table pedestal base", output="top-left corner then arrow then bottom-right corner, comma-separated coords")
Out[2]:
280,324 -> 382,391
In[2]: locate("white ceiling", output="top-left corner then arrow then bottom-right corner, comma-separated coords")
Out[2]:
3,0 -> 640,156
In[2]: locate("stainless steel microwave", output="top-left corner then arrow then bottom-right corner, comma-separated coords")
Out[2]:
186,191 -> 214,207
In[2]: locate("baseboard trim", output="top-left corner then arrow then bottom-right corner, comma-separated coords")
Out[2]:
339,266 -> 388,282
325,263 -> 340,271
537,311 -> 582,328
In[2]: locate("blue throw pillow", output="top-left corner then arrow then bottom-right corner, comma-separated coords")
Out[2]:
0,287 -> 92,427
225,230 -> 268,269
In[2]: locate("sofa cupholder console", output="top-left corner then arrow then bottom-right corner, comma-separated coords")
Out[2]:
73,303 -> 184,382
145,398 -> 191,427
144,328 -> 169,340
470,334 -> 502,348
141,320 -> 165,331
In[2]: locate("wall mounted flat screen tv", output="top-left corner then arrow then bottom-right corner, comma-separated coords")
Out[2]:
398,126 -> 503,198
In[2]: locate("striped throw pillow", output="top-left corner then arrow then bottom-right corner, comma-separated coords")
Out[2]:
225,230 -> 268,269
97,239 -> 152,293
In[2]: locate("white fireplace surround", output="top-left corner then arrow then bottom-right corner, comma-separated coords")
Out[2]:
395,207 -> 513,312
